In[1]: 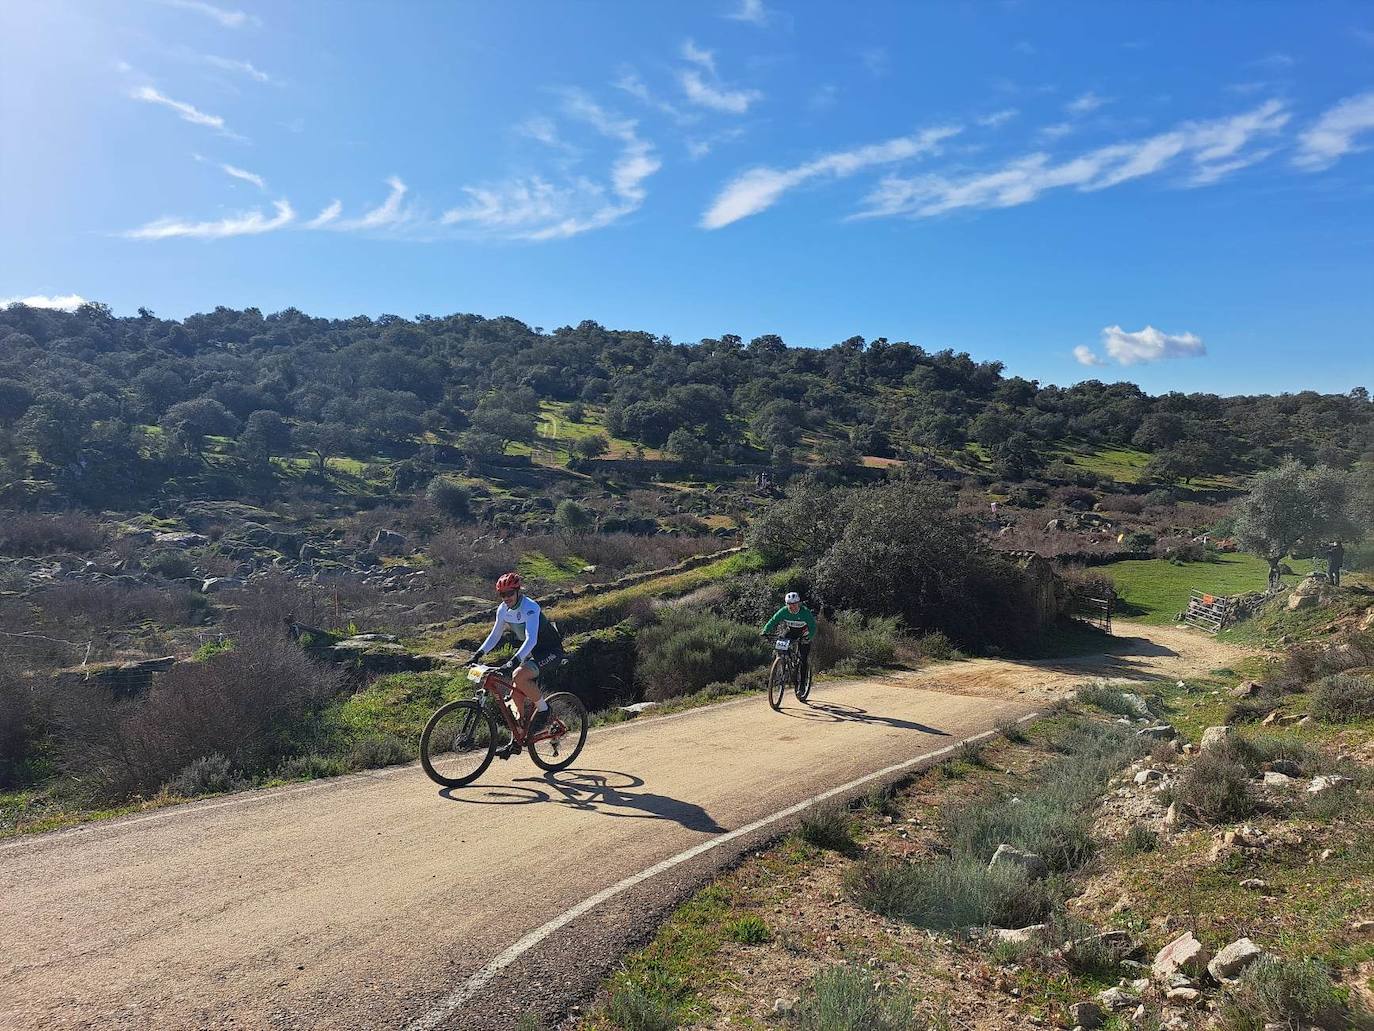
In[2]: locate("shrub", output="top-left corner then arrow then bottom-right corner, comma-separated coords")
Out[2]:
1310,673 -> 1374,723
346,733 -> 412,770
555,500 -> 593,533
146,550 -> 195,579
59,629 -> 344,799
425,476 -> 471,521
1095,495 -> 1145,515
0,660 -> 50,789
799,804 -> 856,853
790,966 -> 914,1031
1216,957 -> 1348,1031
847,856 -> 1052,931
276,754 -> 348,781
1055,486 -> 1096,510
812,611 -> 902,673
914,630 -> 956,661
1055,911 -> 1127,975
635,609 -> 764,701
1175,741 -> 1254,824
0,510 -> 105,556
167,753 -> 246,796
996,717 -> 1028,743
1075,683 -> 1140,717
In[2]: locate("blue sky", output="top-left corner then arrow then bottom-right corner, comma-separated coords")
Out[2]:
2,1 -> 1373,396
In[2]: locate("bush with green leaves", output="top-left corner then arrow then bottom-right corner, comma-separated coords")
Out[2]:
167,753 -> 246,797
424,475 -> 471,521
726,914 -> 771,944
1216,957 -> 1348,1031
789,966 -> 915,1031
555,499 -> 594,533
1310,672 -> 1374,723
345,733 -> 411,770
604,970 -> 683,1031
635,608 -> 764,701
146,550 -> 195,579
1175,740 -> 1254,824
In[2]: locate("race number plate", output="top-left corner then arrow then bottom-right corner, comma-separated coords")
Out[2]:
773,638 -> 791,652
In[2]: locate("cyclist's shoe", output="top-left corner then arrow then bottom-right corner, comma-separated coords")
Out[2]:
495,739 -> 521,760
528,707 -> 551,738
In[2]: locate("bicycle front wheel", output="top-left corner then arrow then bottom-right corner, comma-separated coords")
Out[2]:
420,699 -> 499,787
768,657 -> 787,710
528,692 -> 588,772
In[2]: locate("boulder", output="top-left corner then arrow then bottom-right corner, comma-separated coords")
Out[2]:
1207,938 -> 1269,982
988,924 -> 1047,945
200,577 -> 245,594
1266,759 -> 1303,778
1262,771 -> 1295,788
153,531 -> 209,548
1119,692 -> 1151,717
1097,986 -> 1139,1010
1137,723 -> 1177,741
1307,775 -> 1352,794
988,843 -> 1049,880
372,529 -> 407,552
1153,931 -> 1209,981
1200,726 -> 1233,752
1232,681 -> 1263,698
1068,1001 -> 1104,1029
1134,769 -> 1164,785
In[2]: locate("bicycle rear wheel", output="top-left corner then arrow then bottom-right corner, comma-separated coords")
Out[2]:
420,699 -> 499,787
768,657 -> 788,710
528,692 -> 588,772
795,661 -> 812,703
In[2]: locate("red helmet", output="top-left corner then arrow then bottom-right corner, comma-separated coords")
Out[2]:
495,571 -> 523,595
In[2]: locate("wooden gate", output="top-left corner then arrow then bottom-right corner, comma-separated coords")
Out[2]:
1074,589 -> 1114,633
1184,591 -> 1234,634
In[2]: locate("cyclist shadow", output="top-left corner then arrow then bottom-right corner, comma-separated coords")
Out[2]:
439,768 -> 727,834
779,700 -> 951,736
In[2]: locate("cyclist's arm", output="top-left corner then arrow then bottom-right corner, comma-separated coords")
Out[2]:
476,607 -> 508,656
761,607 -> 786,635
802,609 -> 817,639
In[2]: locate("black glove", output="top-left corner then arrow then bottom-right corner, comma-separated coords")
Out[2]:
466,650 -> 484,666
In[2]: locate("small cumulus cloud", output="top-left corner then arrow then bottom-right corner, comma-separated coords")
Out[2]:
702,126 -> 959,229
1293,89 -> 1374,170
1073,345 -> 1107,367
1102,325 -> 1205,365
0,293 -> 88,311
1039,122 -> 1074,140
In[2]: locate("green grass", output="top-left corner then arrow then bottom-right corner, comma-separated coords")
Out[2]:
1051,441 -> 1152,484
518,550 -> 588,584
332,671 -> 471,742
1102,553 -> 1301,624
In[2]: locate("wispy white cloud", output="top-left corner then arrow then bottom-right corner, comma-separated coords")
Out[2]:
125,200 -> 295,239
220,163 -> 266,189
702,126 -> 960,229
859,47 -> 889,77
1073,344 -> 1107,367
1039,122 -> 1073,140
1294,89 -> 1374,170
306,200 -> 342,228
1101,325 -> 1205,365
615,68 -> 693,124
204,54 -> 272,83
1252,52 -> 1295,70
677,40 -> 761,114
329,177 -> 410,231
0,293 -> 87,311
159,0 -> 259,29
724,0 -> 770,26
443,94 -> 660,240
858,100 -> 1288,220
686,126 -> 746,160
978,108 -> 1019,128
1066,91 -> 1108,114
131,85 -> 229,132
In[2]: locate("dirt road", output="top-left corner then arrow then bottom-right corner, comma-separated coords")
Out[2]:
0,624 -> 1249,1031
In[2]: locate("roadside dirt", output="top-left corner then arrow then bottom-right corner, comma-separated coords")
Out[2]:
0,622 -> 1251,1031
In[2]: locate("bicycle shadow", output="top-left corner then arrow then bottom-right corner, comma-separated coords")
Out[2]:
439,768 -> 727,834
777,700 -> 951,736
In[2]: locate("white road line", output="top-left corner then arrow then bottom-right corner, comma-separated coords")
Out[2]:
403,710 -> 1040,1031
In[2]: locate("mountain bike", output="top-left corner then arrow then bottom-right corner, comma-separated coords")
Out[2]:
420,661 -> 588,788
767,633 -> 812,710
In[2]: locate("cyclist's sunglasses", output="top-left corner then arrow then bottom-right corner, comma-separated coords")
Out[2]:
498,589 -> 518,599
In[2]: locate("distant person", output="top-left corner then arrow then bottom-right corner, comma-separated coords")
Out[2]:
466,572 -> 564,735
1328,541 -> 1345,586
761,591 -> 816,690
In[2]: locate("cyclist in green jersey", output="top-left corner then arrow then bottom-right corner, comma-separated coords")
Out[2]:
761,591 -> 817,689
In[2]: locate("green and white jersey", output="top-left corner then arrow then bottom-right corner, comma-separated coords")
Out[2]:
762,604 -> 816,639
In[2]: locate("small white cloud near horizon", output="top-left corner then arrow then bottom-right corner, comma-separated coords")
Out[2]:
1102,325 -> 1206,365
1073,344 -> 1107,367
1066,91 -> 1108,115
0,293 -> 88,311
1294,90 -> 1374,170
725,0 -> 770,26
159,0 -> 258,29
125,200 -> 294,240
330,177 -> 410,231
204,55 -> 272,83
702,125 -> 961,229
